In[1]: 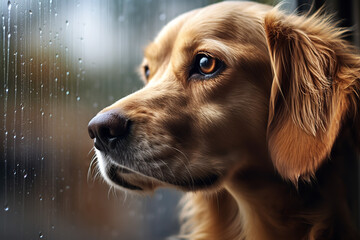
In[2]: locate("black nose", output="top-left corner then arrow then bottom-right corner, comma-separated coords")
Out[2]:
88,110 -> 131,151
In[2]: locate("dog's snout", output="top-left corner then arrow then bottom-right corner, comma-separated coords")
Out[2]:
88,110 -> 131,151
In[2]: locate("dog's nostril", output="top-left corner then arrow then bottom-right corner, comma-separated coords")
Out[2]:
87,110 -> 131,151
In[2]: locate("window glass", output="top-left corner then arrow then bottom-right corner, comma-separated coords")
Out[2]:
0,0 -> 294,239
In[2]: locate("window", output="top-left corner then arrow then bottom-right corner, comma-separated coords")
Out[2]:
5,0 -> 359,239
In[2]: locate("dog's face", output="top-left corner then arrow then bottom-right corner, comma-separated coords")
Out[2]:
88,2 -> 353,191
88,2 -> 272,192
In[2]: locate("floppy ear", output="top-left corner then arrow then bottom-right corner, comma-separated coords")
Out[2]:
264,10 -> 353,183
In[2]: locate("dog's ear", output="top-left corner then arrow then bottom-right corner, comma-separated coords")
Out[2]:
264,10 -> 354,183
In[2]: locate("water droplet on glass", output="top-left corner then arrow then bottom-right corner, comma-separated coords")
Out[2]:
5,88 -> 9,93
7,1 -> 11,11
24,173 -> 27,179
65,20 -> 69,26
159,13 -> 166,21
29,10 -> 32,15
39,232 -> 44,238
7,33 -> 11,38
41,157 -> 44,161
51,225 -> 55,230
66,91 -> 70,95
13,170 -> 16,175
4,205 -> 9,212
55,54 -> 59,58
49,40 -> 52,45
54,78 -> 58,82
51,197 -> 55,201
76,96 -> 80,101
78,58 -> 82,64
80,37 -> 84,41
65,186 -> 70,190
66,71 -> 69,76
39,195 -> 43,201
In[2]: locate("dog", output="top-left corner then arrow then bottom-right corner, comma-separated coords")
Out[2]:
88,1 -> 360,239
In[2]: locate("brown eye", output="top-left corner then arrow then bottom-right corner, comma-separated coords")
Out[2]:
144,65 -> 150,79
189,53 -> 223,80
198,55 -> 216,74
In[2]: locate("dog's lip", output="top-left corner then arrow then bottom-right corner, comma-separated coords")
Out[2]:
107,165 -> 143,191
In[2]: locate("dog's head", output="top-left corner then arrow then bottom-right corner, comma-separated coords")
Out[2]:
88,2 -> 359,192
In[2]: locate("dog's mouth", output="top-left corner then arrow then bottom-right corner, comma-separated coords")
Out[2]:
96,149 -> 222,192
107,165 -> 143,191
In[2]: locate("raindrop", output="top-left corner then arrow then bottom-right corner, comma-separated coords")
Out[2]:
66,71 -> 69,76
39,195 -> 43,201
7,33 -> 11,38
65,20 -> 69,26
29,10 -> 32,15
39,232 -> 44,239
4,205 -> 9,212
76,96 -> 80,101
65,185 -> 70,190
54,78 -> 58,82
51,197 -> 55,201
23,173 -> 27,179
13,170 -> 16,175
51,225 -> 55,230
55,53 -> 59,58
7,1 -> 11,11
66,91 -> 70,95
49,40 -> 52,45
159,13 -> 166,21
78,58 -> 82,63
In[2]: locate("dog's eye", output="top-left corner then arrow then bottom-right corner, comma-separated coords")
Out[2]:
192,54 -> 223,79
198,55 -> 216,74
144,65 -> 150,79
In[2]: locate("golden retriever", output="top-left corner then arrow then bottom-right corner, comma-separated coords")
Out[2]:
88,1 -> 360,239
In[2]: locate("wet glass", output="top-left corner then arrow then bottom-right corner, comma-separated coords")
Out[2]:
0,0 -> 291,239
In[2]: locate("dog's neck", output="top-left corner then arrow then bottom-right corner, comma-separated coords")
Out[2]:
181,150 -> 358,240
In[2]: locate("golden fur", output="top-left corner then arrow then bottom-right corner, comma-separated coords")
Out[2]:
89,2 -> 360,239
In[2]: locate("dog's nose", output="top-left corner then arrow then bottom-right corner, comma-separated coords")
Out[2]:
88,110 -> 131,151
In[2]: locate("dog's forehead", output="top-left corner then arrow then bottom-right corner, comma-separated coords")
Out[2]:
146,2 -> 271,62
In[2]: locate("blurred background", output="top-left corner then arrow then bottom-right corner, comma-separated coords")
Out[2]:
0,0 -> 358,239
